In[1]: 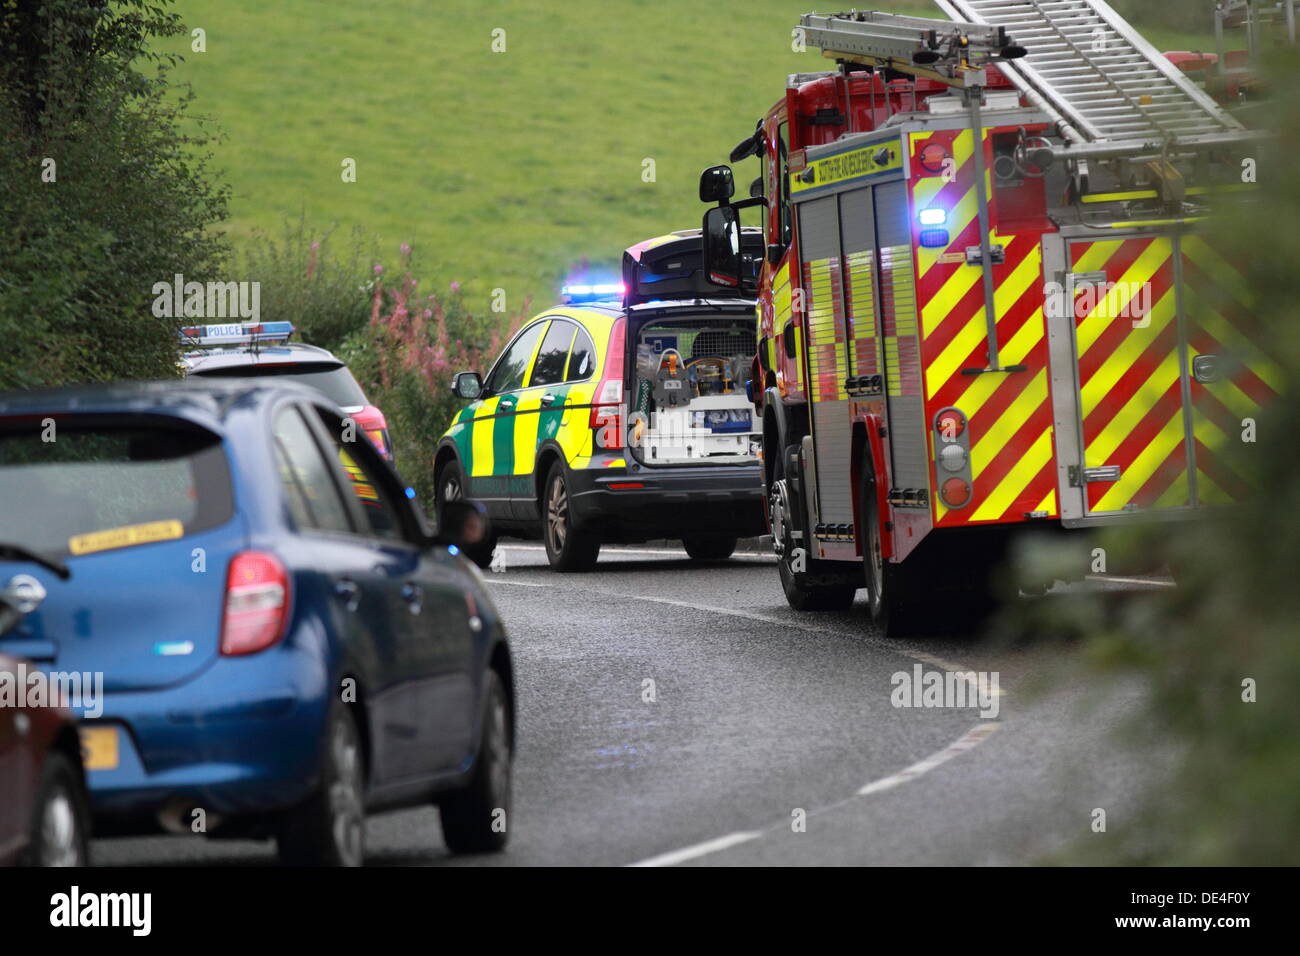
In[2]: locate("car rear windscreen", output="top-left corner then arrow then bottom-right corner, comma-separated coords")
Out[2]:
194,362 -> 368,408
0,421 -> 234,557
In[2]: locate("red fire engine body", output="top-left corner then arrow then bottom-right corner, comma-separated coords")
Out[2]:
697,4 -> 1278,633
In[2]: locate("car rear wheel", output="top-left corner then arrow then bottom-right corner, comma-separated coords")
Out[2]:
542,462 -> 600,571
19,752 -> 90,867
278,703 -> 365,867
440,669 -> 512,854
682,535 -> 738,561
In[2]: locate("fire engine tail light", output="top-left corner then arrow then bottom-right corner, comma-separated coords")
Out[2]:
934,407 -> 973,509
940,478 -> 972,509
919,141 -> 951,174
935,409 -> 966,440
939,443 -> 968,473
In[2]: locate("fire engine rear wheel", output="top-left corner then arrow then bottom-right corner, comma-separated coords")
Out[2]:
861,468 -> 922,636
771,479 -> 857,612
542,462 -> 601,572
682,535 -> 737,561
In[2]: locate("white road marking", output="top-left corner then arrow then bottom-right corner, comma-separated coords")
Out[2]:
493,569 -> 1010,866
500,544 -> 776,561
1085,574 -> 1177,589
906,651 -> 1006,696
627,831 -> 764,868
625,722 -> 1003,866
483,579 -> 548,587
857,722 -> 1001,795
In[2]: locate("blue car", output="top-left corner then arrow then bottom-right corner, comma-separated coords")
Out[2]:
0,380 -> 514,865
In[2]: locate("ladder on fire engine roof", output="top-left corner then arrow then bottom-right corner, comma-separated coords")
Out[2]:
932,0 -> 1250,157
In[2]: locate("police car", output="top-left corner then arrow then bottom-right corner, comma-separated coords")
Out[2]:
436,230 -> 767,571
181,322 -> 394,462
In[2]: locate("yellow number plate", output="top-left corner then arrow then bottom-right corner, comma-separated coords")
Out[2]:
79,726 -> 120,771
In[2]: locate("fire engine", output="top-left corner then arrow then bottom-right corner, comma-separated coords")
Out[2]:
696,1 -> 1279,633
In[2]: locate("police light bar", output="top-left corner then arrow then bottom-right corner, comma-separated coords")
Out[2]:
178,321 -> 295,347
561,283 -> 625,304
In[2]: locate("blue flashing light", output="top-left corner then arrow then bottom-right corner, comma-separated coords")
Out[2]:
919,228 -> 950,248
405,487 -> 416,499
179,321 -> 296,347
447,544 -> 460,556
561,282 -> 625,304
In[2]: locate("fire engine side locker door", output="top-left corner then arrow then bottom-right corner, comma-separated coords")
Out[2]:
1050,229 -> 1195,521
871,178 -> 931,560
796,192 -> 856,540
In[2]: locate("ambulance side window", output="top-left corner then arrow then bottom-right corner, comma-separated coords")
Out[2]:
486,321 -> 547,395
529,319 -> 578,388
566,328 -> 596,382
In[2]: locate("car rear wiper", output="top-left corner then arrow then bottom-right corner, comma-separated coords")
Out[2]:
0,542 -> 71,579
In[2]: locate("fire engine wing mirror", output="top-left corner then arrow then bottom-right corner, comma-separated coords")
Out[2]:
701,205 -> 743,290
699,165 -> 735,204
730,130 -> 762,163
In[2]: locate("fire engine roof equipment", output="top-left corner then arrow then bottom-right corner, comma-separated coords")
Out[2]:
799,3 -> 1266,165
934,0 -> 1260,161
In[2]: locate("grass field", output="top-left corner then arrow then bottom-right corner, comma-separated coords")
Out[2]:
161,0 -> 1217,313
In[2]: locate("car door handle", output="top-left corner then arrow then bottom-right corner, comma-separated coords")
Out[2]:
334,579 -> 360,612
540,393 -> 557,406
498,398 -> 516,411
400,582 -> 423,615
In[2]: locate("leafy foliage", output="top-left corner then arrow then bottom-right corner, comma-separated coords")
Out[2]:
0,0 -> 229,388
1015,51 -> 1298,865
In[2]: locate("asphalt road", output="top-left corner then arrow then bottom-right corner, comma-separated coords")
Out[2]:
94,544 -> 1175,867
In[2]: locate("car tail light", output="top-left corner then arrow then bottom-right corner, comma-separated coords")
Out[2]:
221,551 -> 290,656
590,321 -> 626,450
350,405 -> 393,461
590,379 -> 623,449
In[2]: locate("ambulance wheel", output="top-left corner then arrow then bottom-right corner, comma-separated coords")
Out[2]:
771,479 -> 856,612
861,468 -> 922,636
682,535 -> 737,561
543,463 -> 600,571
436,459 -> 497,567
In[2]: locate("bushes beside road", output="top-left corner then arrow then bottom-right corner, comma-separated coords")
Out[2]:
0,0 -> 229,389
335,246 -> 527,501
1016,52 -> 1299,866
242,225 -> 525,499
